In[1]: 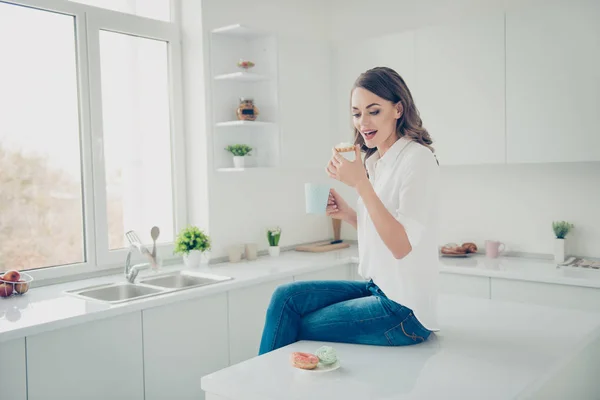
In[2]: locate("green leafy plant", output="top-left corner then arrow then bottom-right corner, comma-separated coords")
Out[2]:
225,144 -> 252,157
174,226 -> 211,255
552,221 -> 574,239
267,227 -> 281,247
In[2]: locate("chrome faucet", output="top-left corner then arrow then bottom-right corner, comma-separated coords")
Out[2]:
124,230 -> 159,284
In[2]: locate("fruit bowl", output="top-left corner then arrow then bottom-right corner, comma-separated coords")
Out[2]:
0,271 -> 33,298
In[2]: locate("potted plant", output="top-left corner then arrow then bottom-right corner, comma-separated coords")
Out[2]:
174,225 -> 211,268
225,144 -> 252,168
552,221 -> 574,263
267,227 -> 282,257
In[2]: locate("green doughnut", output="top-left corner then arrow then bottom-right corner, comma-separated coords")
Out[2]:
315,346 -> 337,365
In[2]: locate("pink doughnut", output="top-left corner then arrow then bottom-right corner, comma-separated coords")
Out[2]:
290,351 -> 319,370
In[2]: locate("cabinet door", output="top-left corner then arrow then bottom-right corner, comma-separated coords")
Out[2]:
279,36 -> 331,169
0,338 -> 26,400
506,0 -> 600,163
27,313 -> 144,400
294,265 -> 351,281
439,273 -> 490,299
414,14 -> 505,165
228,278 -> 292,365
143,293 -> 229,400
491,278 -> 600,312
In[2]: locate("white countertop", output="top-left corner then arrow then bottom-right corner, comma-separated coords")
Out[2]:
438,253 -> 600,288
201,294 -> 600,400
2,244 -> 600,343
0,247 -> 357,343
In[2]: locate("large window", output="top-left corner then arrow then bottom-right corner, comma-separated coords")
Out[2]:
0,0 -> 185,279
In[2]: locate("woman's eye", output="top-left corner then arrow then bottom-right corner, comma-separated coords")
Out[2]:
352,114 -> 360,118
369,110 -> 380,116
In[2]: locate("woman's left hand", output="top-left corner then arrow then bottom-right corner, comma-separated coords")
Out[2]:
326,145 -> 368,188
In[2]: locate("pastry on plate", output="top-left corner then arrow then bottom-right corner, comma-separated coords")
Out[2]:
461,242 -> 478,253
315,346 -> 337,365
290,352 -> 319,370
441,243 -> 467,255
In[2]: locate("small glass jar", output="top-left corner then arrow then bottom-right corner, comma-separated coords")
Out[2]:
236,97 -> 259,121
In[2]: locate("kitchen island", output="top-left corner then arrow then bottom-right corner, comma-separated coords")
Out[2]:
201,294 -> 600,400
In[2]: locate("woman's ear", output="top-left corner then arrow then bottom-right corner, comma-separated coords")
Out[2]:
395,102 -> 404,119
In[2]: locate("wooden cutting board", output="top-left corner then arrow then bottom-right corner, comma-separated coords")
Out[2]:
295,219 -> 350,252
295,241 -> 350,252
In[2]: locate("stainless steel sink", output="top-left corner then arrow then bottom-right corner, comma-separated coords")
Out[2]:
138,271 -> 232,290
66,282 -> 166,304
65,271 -> 232,304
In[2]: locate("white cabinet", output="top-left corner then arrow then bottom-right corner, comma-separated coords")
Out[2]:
0,339 -> 26,400
439,273 -> 491,299
143,293 -> 229,400
414,14 -> 506,165
294,265 -> 351,281
506,0 -> 600,163
227,278 -> 292,365
491,278 -> 600,312
348,262 -> 364,282
278,36 -> 331,169
26,313 -> 144,400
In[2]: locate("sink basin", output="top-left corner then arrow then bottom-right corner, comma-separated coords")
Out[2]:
138,271 -> 232,290
66,283 -> 166,304
65,271 -> 232,304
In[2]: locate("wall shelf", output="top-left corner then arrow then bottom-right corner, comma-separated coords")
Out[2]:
209,23 -> 280,171
216,121 -> 276,128
211,24 -> 268,39
216,167 -> 274,172
213,72 -> 270,82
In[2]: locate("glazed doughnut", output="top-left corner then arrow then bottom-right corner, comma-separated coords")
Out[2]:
290,352 -> 319,370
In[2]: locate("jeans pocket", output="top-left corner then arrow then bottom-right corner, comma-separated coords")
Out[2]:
384,313 -> 430,346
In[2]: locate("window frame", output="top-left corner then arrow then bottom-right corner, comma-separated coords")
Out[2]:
2,0 -> 187,283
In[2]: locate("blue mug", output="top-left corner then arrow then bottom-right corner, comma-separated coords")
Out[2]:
305,183 -> 330,215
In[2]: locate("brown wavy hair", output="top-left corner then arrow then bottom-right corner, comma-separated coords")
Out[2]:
351,67 -> 436,164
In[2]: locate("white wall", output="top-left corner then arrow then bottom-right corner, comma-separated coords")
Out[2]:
329,0 -> 600,258
182,0 -> 342,258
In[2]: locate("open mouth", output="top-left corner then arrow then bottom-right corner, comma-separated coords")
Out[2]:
362,130 -> 377,140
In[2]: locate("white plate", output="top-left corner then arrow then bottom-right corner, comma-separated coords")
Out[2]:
440,253 -> 476,258
298,360 -> 341,373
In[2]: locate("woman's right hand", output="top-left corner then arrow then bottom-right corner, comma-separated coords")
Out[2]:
327,189 -> 356,225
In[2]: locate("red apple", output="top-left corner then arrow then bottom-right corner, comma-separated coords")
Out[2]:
2,270 -> 20,283
0,283 -> 14,297
15,280 -> 29,295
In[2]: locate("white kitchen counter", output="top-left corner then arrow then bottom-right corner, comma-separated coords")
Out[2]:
201,294 -> 600,400
2,243 -> 600,343
0,246 -> 357,343
439,254 -> 600,289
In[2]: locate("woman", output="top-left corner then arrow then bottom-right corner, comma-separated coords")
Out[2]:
258,67 -> 439,356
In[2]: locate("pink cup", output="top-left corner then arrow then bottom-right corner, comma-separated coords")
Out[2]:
485,240 -> 506,258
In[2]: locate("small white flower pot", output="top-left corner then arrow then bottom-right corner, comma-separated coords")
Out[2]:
183,250 -> 203,268
268,246 -> 280,257
554,238 -> 566,263
233,156 -> 245,168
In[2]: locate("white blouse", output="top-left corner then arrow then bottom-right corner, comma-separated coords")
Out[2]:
357,137 -> 440,331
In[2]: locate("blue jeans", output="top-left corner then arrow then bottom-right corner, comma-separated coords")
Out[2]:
258,279 -> 432,355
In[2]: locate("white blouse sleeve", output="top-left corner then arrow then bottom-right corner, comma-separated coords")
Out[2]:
394,149 -> 439,249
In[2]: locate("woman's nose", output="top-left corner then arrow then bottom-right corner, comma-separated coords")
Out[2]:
359,114 -> 371,127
